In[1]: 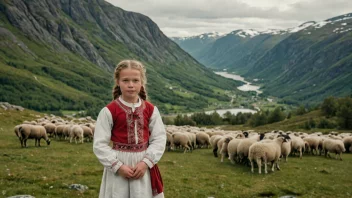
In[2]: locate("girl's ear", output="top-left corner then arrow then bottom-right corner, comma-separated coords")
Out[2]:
115,79 -> 119,86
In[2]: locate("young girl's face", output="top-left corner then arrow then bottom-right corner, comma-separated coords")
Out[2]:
117,68 -> 142,103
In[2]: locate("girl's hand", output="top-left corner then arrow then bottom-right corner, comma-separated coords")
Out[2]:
132,161 -> 148,179
117,165 -> 134,179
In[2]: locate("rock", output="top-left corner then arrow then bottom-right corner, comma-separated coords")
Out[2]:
7,195 -> 35,198
68,184 -> 88,192
0,102 -> 24,111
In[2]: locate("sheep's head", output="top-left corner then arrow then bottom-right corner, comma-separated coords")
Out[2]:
259,133 -> 265,140
224,137 -> 232,143
46,139 -> 51,145
278,134 -> 291,142
243,131 -> 249,138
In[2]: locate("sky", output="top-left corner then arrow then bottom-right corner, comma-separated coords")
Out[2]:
105,0 -> 352,37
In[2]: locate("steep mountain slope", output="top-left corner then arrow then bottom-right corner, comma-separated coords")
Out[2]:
0,0 -> 242,114
172,29 -> 290,74
171,32 -> 223,62
246,13 -> 352,105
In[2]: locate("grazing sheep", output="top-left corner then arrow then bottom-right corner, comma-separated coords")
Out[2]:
166,132 -> 173,151
196,132 -> 211,149
343,136 -> 352,153
289,134 -> 305,159
19,124 -> 50,147
249,136 -> 289,174
80,125 -> 93,142
55,125 -> 66,140
69,125 -> 84,144
219,136 -> 234,162
210,135 -> 223,157
237,139 -> 258,164
303,137 -> 321,155
322,138 -> 346,160
171,132 -> 192,153
280,135 -> 292,162
44,123 -> 56,138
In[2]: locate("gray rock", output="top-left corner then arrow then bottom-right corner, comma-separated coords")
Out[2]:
68,184 -> 88,192
7,195 -> 35,198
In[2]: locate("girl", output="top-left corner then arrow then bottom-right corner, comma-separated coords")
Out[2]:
93,60 -> 166,198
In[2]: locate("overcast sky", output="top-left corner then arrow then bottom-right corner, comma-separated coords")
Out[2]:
105,0 -> 352,37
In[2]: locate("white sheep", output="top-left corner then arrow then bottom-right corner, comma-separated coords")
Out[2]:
196,132 -> 210,148
322,138 -> 346,160
249,136 -> 288,174
237,138 -> 258,164
303,136 -> 321,155
69,125 -> 84,144
280,135 -> 292,162
343,136 -> 352,153
19,124 -> 50,147
171,132 -> 192,153
210,135 -> 223,157
289,134 -> 305,159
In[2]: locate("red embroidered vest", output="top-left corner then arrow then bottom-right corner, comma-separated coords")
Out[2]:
106,99 -> 154,151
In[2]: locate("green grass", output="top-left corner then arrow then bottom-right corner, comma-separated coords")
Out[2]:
1,108 -> 352,197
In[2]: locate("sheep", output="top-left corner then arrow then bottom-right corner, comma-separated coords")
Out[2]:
171,132 -> 192,153
44,123 -> 56,138
210,135 -> 223,157
322,138 -> 346,160
166,132 -> 173,151
343,136 -> 352,153
69,125 -> 84,144
219,136 -> 234,162
226,134 -> 246,164
55,125 -> 66,140
19,124 -> 51,147
196,132 -> 211,149
303,136 -> 321,155
80,125 -> 93,142
249,136 -> 289,174
280,135 -> 292,162
289,134 -> 305,159
237,139 -> 258,165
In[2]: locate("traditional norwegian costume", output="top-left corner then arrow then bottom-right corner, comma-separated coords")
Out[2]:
93,97 -> 166,198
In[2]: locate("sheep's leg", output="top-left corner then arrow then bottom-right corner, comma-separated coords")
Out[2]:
250,159 -> 254,173
299,148 -> 302,159
229,153 -> 235,164
213,146 -> 218,157
271,162 -> 275,172
221,152 -> 224,162
339,153 -> 342,161
285,155 -> 288,162
24,139 -> 27,147
256,158 -> 262,174
276,160 -> 281,170
38,139 -> 41,147
264,157 -> 268,174
69,136 -> 73,143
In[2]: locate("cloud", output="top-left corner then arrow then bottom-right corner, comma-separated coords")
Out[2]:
105,0 -> 352,37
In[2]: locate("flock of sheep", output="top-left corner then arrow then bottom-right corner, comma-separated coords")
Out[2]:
12,116 -> 352,174
165,125 -> 352,174
13,115 -> 96,147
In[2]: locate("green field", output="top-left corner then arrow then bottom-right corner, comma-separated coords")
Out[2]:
1,109 -> 352,198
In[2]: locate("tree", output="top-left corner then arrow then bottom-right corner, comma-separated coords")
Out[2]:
267,107 -> 285,124
321,96 -> 337,117
336,97 -> 352,129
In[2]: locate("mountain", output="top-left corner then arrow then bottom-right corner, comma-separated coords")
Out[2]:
172,29 -> 290,74
0,0 -> 243,115
171,32 -> 224,63
171,13 -> 352,105
245,13 -> 352,105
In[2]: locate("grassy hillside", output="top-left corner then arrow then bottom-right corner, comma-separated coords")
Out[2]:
1,108 -> 352,197
0,0 -> 244,115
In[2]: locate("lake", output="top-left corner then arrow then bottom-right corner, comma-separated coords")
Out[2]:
205,108 -> 257,117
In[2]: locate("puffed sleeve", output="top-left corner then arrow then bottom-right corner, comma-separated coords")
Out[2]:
93,107 -> 123,173
142,106 -> 166,168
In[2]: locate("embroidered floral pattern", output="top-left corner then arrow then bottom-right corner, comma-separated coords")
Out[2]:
115,99 -> 145,144
112,142 -> 148,152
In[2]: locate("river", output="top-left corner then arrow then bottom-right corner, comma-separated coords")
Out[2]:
215,71 -> 262,94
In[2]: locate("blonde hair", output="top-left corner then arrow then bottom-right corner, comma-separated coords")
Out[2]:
112,60 -> 148,100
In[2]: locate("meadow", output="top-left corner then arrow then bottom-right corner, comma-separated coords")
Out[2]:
1,109 -> 351,198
